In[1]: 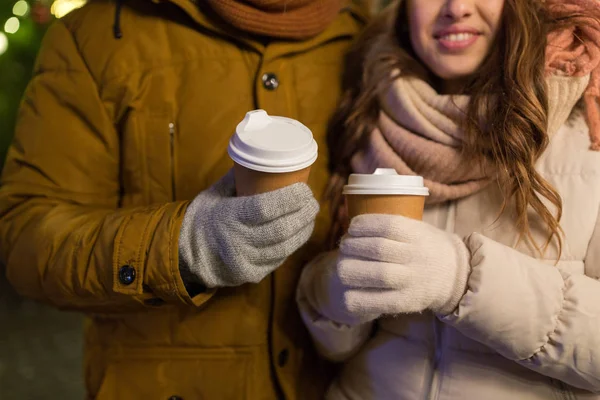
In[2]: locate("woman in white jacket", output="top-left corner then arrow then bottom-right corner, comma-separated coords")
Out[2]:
297,0 -> 600,399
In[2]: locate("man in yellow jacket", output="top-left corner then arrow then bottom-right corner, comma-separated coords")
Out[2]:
0,0 -> 366,398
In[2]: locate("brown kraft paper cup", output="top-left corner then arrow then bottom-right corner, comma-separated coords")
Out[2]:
345,194 -> 426,221
233,162 -> 311,196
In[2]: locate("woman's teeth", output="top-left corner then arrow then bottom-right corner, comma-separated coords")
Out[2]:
440,33 -> 475,42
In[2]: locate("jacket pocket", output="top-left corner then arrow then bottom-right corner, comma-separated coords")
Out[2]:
120,105 -> 176,207
94,347 -> 254,400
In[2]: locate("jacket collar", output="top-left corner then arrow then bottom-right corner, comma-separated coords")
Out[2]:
152,0 -> 368,55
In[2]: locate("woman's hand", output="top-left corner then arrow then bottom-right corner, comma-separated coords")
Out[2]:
336,214 -> 472,318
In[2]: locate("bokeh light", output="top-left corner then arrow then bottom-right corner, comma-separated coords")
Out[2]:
12,0 -> 30,17
4,17 -> 20,34
0,32 -> 8,56
50,0 -> 86,18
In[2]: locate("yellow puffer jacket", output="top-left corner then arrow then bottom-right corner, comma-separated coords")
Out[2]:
0,0 -> 366,398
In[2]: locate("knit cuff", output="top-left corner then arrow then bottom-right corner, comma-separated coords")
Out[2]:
547,74 -> 590,137
435,235 -> 472,316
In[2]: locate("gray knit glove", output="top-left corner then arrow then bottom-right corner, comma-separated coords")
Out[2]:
178,170 -> 319,288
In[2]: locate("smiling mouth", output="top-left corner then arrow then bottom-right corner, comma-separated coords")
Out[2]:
437,32 -> 479,42
435,31 -> 481,51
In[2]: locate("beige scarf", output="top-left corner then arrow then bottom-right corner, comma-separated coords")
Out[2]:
205,0 -> 345,40
351,0 -> 600,205
351,74 -> 589,204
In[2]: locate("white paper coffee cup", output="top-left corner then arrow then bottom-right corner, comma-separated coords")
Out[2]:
343,168 -> 429,220
228,109 -> 318,195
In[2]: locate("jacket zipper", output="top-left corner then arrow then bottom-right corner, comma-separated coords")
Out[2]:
424,319 -> 443,400
168,122 -> 176,200
268,273 -> 285,400
424,203 -> 456,400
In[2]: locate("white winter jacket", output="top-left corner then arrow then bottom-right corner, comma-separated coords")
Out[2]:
298,113 -> 600,399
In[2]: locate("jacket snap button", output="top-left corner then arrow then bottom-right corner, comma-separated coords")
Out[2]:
118,265 -> 136,285
278,349 -> 289,367
261,72 -> 279,91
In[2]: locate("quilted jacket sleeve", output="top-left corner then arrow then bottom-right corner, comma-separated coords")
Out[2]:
0,20 -> 215,313
443,230 -> 600,392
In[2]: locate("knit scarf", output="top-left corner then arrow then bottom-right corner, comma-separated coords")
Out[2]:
205,0 -> 345,40
545,0 -> 600,149
351,0 -> 600,204
351,77 -> 492,204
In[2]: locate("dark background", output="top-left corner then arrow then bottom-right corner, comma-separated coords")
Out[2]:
1,0 -> 88,397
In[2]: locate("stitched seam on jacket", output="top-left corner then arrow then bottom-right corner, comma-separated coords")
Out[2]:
116,226 -> 125,266
51,19 -> 106,92
136,211 -> 157,289
33,68 -> 90,75
167,204 -> 183,300
113,214 -> 132,283
519,276 -> 568,361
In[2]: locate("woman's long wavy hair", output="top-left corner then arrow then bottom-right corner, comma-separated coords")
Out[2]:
326,0 -> 586,254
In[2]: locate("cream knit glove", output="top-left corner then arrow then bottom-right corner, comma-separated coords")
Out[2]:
335,214 -> 472,318
299,250 -> 380,327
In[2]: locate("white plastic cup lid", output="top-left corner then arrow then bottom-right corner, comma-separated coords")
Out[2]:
227,109 -> 318,173
343,168 -> 430,196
